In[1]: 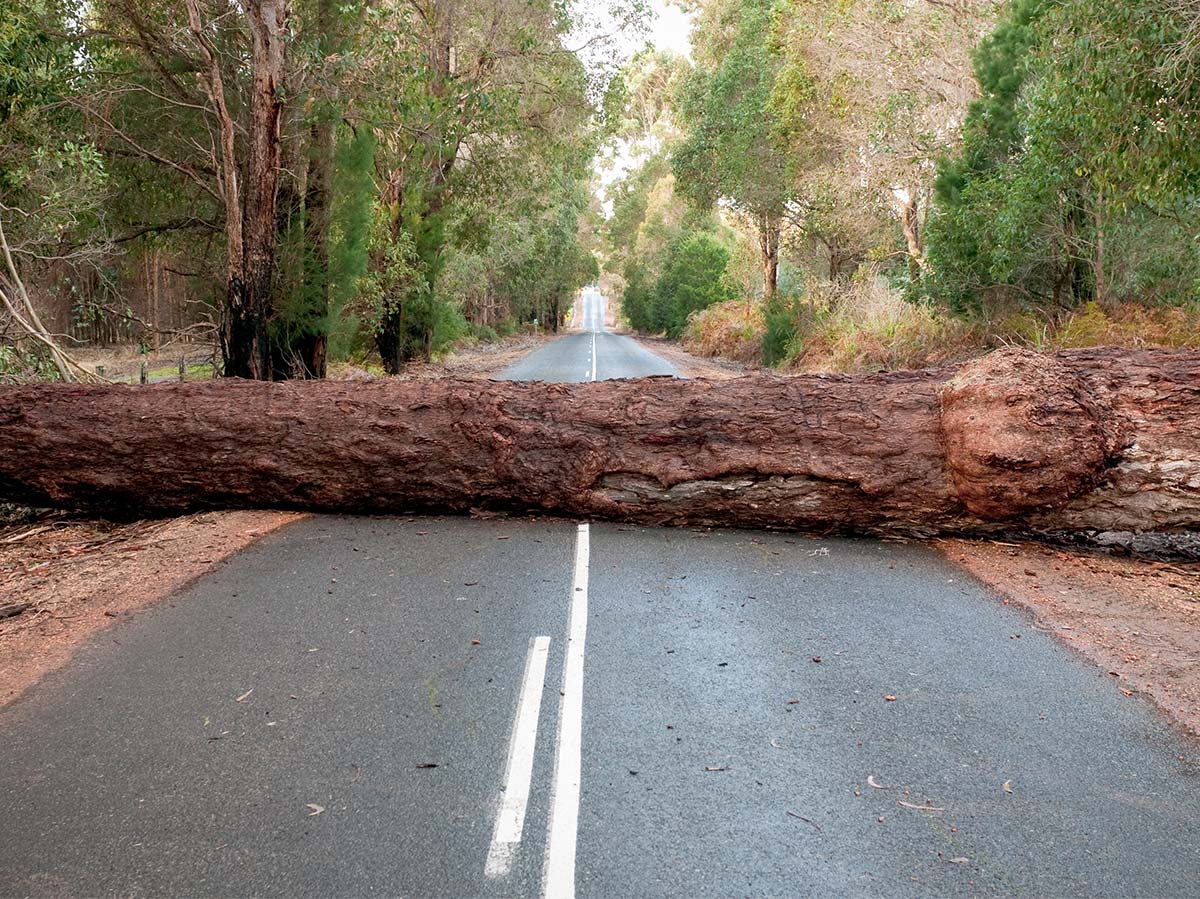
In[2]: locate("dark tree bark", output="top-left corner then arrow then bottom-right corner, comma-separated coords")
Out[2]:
186,0 -> 290,380
1,349 -> 1197,539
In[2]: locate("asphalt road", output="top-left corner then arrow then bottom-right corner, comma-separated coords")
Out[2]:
3,290 -> 1200,898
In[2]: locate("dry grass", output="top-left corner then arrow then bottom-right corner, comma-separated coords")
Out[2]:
681,299 -> 765,364
684,281 -> 1200,373
788,282 -> 979,373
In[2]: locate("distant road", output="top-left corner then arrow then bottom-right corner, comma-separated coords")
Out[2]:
499,288 -> 676,382
2,289 -> 1199,897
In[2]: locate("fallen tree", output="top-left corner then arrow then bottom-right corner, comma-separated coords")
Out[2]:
0,348 -> 1197,540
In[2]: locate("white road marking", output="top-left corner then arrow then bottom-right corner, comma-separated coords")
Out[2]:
543,522 -> 590,899
485,635 -> 553,878
589,331 -> 597,381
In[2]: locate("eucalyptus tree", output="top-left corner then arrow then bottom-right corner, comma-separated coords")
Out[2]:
672,0 -> 795,299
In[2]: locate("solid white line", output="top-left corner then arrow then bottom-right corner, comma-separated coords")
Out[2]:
543,523 -> 589,899
485,635 -> 553,878
589,331 -> 597,381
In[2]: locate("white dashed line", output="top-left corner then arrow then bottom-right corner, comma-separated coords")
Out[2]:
485,635 -> 553,878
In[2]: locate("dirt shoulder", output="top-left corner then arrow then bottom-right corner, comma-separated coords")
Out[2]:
0,510 -> 303,709
941,538 -> 1200,737
627,334 -> 752,380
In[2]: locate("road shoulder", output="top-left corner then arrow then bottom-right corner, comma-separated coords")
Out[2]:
0,510 -> 303,710
941,537 -> 1200,737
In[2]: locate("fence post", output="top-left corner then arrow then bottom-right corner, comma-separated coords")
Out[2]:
179,356 -> 186,382
139,361 -> 148,385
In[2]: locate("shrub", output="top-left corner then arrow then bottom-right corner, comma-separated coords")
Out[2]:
682,298 -> 765,363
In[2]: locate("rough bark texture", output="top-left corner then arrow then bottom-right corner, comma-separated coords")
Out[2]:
0,348 -> 1197,539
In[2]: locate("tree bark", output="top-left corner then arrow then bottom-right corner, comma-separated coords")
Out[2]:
758,212 -> 780,300
0,348 -> 1197,540
187,0 -> 290,380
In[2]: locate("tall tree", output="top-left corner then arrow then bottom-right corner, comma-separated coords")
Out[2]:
184,0 -> 291,379
672,0 -> 794,299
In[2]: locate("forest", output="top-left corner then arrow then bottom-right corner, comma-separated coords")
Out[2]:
605,0 -> 1200,370
1,0 -> 1199,382
1,0 -> 613,381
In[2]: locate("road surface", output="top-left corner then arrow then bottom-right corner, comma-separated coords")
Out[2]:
3,289 -> 1199,898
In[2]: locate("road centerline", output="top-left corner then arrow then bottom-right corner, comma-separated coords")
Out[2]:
484,634 -> 553,879
543,522 -> 590,899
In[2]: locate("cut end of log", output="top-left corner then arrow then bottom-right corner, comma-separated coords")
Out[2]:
939,348 -> 1121,521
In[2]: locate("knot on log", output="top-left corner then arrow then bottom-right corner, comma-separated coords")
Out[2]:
940,349 -> 1118,521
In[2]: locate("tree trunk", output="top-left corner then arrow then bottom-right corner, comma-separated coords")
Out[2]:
758,212 -> 780,300
187,0 -> 291,380
1,349 -> 1196,541
240,0 -> 289,380
897,191 -> 927,282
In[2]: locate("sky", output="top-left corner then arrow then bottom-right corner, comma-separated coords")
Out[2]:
646,0 -> 694,59
592,0 -> 694,215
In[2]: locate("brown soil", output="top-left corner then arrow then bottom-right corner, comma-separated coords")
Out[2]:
0,510 -> 302,710
941,538 -> 1200,737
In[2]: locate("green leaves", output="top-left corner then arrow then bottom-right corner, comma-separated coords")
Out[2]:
923,0 -> 1200,315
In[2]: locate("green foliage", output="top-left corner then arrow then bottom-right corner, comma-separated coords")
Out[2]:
620,261 -> 658,332
653,231 -> 735,337
672,0 -> 794,220
0,344 -> 61,384
326,129 -> 376,359
762,295 -> 801,367
924,0 -> 1200,316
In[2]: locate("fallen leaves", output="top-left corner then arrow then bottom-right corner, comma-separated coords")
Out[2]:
884,695 -> 898,702
235,688 -> 254,703
898,800 -> 945,812
867,775 -> 886,789
703,765 -> 729,772
306,803 -> 324,817
1002,780 -> 1014,794
416,762 -> 439,769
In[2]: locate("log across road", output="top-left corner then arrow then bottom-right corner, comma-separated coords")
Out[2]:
2,290 -> 1200,896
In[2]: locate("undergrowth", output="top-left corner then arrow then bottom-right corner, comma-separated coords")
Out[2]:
682,281 -> 1200,373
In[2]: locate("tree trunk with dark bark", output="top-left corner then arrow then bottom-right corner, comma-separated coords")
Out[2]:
0,349 -> 1197,540
187,0 -> 290,380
